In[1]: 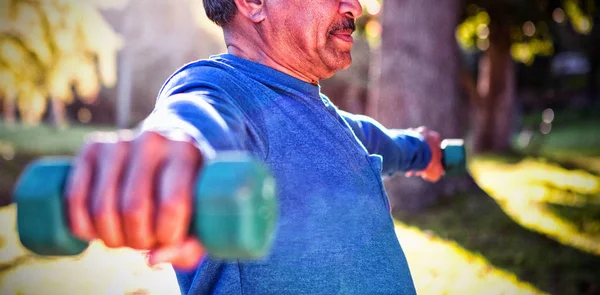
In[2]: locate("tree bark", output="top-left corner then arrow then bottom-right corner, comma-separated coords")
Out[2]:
471,22 -> 516,153
365,46 -> 381,118
3,94 -> 16,126
50,97 -> 67,129
116,49 -> 133,129
587,54 -> 599,106
374,0 -> 463,211
116,7 -> 133,129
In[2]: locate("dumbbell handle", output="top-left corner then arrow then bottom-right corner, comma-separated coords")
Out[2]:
13,153 -> 277,260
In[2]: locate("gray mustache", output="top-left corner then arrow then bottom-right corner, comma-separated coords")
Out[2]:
329,18 -> 356,34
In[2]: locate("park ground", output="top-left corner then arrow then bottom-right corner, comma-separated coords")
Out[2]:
0,108 -> 599,295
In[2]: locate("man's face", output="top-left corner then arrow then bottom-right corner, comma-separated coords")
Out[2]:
259,0 -> 363,81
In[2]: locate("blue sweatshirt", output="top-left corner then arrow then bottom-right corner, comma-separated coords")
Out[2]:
141,53 -> 431,294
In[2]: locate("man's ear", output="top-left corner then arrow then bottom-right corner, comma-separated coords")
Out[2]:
232,0 -> 266,23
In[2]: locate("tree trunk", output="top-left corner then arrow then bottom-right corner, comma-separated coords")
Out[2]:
587,55 -> 599,106
116,50 -> 133,129
50,97 -> 67,129
3,94 -> 16,126
116,11 -> 133,129
365,46 -> 381,118
471,22 -> 515,153
374,0 -> 463,211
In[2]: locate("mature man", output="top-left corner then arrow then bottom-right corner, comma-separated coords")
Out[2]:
65,0 -> 444,294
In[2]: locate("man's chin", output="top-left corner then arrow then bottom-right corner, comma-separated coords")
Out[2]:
319,58 -> 351,80
317,49 -> 352,78
331,52 -> 352,71
339,56 -> 352,70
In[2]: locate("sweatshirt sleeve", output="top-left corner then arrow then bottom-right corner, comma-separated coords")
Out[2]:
138,65 -> 251,158
340,111 -> 432,175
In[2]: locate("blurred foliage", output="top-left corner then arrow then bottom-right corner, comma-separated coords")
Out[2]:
456,0 -> 596,65
355,0 -> 382,48
358,0 -> 596,65
456,8 -> 554,65
0,0 -> 127,124
563,0 -> 595,34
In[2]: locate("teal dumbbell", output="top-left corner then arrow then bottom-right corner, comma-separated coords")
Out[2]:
12,152 -> 278,260
441,139 -> 467,176
441,139 -> 466,176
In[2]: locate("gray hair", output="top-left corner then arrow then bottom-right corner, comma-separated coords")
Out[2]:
203,0 -> 237,26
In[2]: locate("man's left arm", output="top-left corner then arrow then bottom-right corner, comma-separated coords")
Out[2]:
340,111 -> 443,182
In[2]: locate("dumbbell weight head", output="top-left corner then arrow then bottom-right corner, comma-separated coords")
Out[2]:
13,157 -> 88,256
441,139 -> 466,176
194,152 -> 277,260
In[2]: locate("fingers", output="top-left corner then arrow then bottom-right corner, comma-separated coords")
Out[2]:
155,140 -> 202,246
65,141 -> 100,241
405,127 -> 443,182
89,140 -> 130,248
120,132 -> 168,250
421,129 -> 443,182
147,238 -> 205,271
66,128 -> 204,272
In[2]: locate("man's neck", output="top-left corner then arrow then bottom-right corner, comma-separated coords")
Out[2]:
224,31 -> 320,85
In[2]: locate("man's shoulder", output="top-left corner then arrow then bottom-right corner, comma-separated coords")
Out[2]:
157,54 -> 247,99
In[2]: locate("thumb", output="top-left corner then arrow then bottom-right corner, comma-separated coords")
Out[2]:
147,238 -> 205,271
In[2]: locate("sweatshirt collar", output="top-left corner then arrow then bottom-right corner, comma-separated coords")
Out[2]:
209,53 -> 322,99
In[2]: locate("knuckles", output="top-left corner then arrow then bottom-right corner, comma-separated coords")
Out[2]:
133,130 -> 168,156
67,129 -> 199,250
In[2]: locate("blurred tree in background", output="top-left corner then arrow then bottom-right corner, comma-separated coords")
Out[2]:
373,0 -> 464,211
456,0 -> 598,153
347,0 -> 599,210
0,0 -> 126,128
104,0 -> 225,128
351,0 -> 597,155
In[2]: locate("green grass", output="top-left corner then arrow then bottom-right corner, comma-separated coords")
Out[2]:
540,121 -> 600,157
0,123 -> 115,156
520,106 -> 600,129
548,204 -> 600,236
0,123 -> 115,206
515,111 -> 600,174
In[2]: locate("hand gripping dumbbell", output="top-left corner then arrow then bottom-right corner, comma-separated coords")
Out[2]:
12,152 -> 278,260
440,139 -> 467,176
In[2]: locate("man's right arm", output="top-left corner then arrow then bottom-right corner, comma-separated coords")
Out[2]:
65,84 -> 247,270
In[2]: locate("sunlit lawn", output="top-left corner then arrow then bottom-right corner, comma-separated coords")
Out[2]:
397,158 -> 600,295
395,223 -> 545,295
0,205 -> 179,295
469,157 -> 600,255
0,115 -> 599,295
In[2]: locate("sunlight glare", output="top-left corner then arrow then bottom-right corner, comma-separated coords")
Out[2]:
361,0 -> 381,15
552,8 -> 565,23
